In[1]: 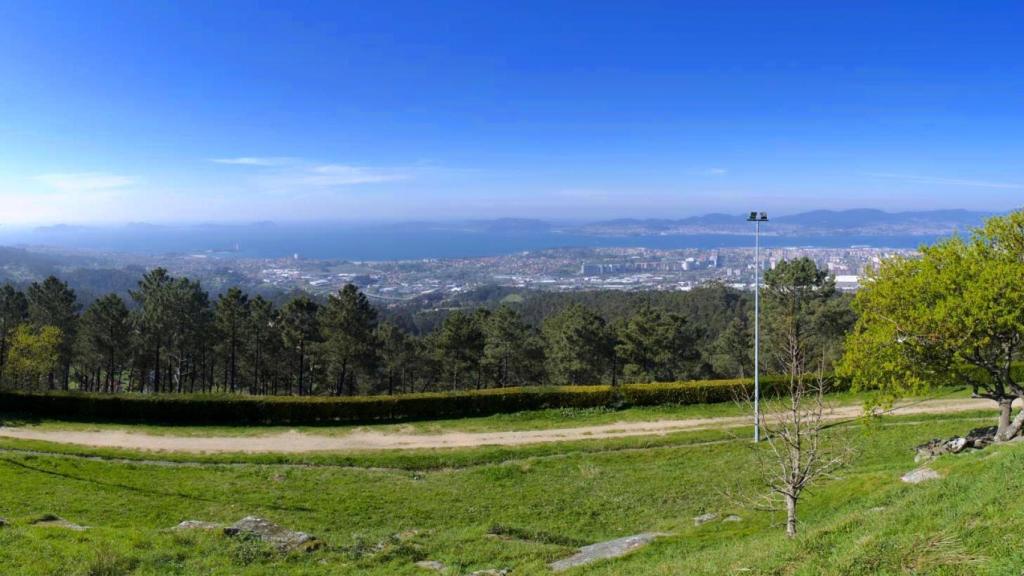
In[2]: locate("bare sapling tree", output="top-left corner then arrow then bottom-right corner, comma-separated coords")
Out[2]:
749,258 -> 853,537
754,362 -> 850,537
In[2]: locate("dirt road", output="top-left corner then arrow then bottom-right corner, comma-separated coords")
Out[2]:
0,397 -> 1004,454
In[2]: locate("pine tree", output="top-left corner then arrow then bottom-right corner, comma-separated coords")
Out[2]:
482,305 -> 545,387
615,304 -> 700,383
542,303 -> 613,385
281,296 -> 320,395
320,284 -> 378,395
245,296 -> 279,395
215,287 -> 250,393
131,268 -> 175,393
708,317 -> 751,378
77,294 -> 131,392
435,310 -> 486,390
376,320 -> 412,395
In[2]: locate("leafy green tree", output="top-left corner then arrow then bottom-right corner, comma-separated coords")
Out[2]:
840,211 -> 1024,439
215,287 -> 250,393
281,295 -> 320,395
320,284 -> 379,395
77,294 -> 131,392
7,325 -> 62,390
615,304 -> 700,383
0,284 -> 28,385
26,276 -> 80,389
542,303 -> 612,385
435,310 -> 487,390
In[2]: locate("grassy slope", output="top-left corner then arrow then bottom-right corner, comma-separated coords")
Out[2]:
0,409 -> 1015,574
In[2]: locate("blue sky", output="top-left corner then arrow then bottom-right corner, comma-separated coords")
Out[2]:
1,0 -> 1022,224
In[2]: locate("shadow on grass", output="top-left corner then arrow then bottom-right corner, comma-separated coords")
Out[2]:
0,457 -> 314,513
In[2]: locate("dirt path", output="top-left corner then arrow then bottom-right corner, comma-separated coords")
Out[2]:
0,398 -> 1006,454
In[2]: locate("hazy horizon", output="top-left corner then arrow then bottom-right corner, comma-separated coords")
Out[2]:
0,206 -> 1015,230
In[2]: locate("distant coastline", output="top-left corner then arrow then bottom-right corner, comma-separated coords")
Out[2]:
0,224 -> 945,262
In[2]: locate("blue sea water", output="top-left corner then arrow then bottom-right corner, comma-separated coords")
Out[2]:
0,223 -> 943,261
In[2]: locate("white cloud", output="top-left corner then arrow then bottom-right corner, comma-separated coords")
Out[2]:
299,164 -> 409,186
33,172 -> 136,192
212,156 -> 412,190
209,157 -> 296,166
867,172 -> 1023,189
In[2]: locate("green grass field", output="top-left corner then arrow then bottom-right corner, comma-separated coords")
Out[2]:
0,396 -> 1018,575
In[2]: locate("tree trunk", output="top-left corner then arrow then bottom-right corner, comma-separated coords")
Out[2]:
297,339 -> 305,396
785,494 -> 798,537
996,396 -> 1024,440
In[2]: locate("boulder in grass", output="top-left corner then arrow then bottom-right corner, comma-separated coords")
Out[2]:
901,467 -> 942,484
549,533 -> 667,572
224,516 -> 320,552
414,560 -> 446,572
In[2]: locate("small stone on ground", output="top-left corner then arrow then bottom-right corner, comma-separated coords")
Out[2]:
414,560 -> 446,571
723,515 -> 742,522
224,516 -> 320,552
693,512 -> 718,526
901,467 -> 942,484
174,520 -> 222,530
469,570 -> 510,576
549,532 -> 666,572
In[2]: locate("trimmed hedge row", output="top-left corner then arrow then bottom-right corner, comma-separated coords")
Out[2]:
0,375 -> 849,425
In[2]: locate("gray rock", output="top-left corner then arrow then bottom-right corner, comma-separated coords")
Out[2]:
901,467 -> 942,484
916,427 -> 999,462
174,520 -> 222,531
224,516 -> 320,552
723,515 -> 742,523
469,570 -> 510,576
549,532 -> 666,572
945,437 -> 968,453
693,512 -> 718,526
414,560 -> 446,572
30,514 -> 86,531
914,438 -> 946,462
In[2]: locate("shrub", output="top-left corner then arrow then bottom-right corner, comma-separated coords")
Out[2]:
0,374 -> 850,425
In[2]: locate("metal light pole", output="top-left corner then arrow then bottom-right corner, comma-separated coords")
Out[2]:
747,211 -> 768,442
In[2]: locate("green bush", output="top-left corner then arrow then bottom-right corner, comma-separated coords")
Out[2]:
0,374 -> 849,425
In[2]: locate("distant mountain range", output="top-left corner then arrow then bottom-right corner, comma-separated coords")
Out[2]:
574,208 -> 1002,236
28,209 -> 1001,238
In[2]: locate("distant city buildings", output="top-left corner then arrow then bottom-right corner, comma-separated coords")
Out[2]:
47,244 -> 914,301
